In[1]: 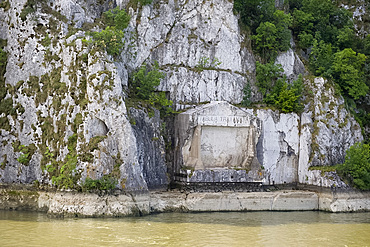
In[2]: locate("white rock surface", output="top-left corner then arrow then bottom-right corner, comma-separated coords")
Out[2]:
298,78 -> 362,187
2,189 -> 369,215
275,48 -> 305,81
122,0 -> 254,108
244,109 -> 300,185
0,0 -> 364,191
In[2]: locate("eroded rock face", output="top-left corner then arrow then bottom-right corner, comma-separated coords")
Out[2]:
0,0 -> 148,191
275,48 -> 305,81
122,0 -> 255,109
298,77 -> 363,187
130,108 -> 168,190
250,109 -> 300,185
0,0 -> 364,191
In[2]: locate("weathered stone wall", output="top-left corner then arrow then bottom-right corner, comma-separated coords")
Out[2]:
1,187 -> 369,216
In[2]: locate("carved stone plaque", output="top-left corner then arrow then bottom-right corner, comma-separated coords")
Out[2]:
175,101 -> 262,173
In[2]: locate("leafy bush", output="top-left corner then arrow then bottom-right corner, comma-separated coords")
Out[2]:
255,62 -> 283,97
133,61 -> 164,100
309,39 -> 334,76
241,83 -> 252,107
252,22 -> 278,62
252,10 -> 292,62
102,6 -> 130,30
131,61 -> 173,116
50,134 -> 80,189
82,175 -> 117,191
273,10 -> 293,52
149,91 -> 173,116
234,1 -> 292,62
89,7 -> 130,56
256,62 -> 303,113
337,142 -> 370,190
17,145 -> 31,165
51,155 -> 78,189
331,48 -> 367,100
273,83 -> 299,113
295,0 -> 352,47
233,0 -> 275,33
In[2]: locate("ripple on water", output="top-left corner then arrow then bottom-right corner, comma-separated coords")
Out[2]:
0,211 -> 369,246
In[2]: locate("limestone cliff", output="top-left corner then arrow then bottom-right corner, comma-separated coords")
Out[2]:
0,0 -> 366,191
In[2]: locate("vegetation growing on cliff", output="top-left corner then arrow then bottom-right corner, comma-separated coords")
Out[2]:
0,39 -> 13,132
235,0 -> 292,62
82,175 -> 117,191
46,134 -> 81,190
254,62 -> 303,113
338,142 -> 370,190
236,0 -> 369,129
88,7 -> 130,56
129,61 -> 173,117
285,0 -> 369,134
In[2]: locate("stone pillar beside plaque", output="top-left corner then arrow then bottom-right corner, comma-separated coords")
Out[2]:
174,101 -> 264,183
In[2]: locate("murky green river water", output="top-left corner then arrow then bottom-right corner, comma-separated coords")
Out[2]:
0,210 -> 369,246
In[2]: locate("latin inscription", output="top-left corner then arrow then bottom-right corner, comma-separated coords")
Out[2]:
198,115 -> 250,127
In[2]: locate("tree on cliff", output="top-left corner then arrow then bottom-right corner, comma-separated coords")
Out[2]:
338,142 -> 370,190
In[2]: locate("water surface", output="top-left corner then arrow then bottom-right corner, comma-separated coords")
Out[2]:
0,210 -> 369,246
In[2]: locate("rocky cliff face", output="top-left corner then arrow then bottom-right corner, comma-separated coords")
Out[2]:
0,0 -> 365,191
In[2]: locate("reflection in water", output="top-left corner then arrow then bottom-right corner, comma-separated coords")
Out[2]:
0,210 -> 369,246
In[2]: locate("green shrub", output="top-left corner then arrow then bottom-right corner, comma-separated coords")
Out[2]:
241,83 -> 252,107
274,83 -> 299,113
309,39 -> 334,76
331,48 -> 367,100
15,144 -> 36,165
255,62 -> 283,97
89,7 -> 130,56
252,11 -> 292,62
133,61 -> 164,100
273,10 -> 292,52
17,153 -> 30,165
149,91 -> 173,116
102,6 -> 130,30
233,0 -> 275,33
337,142 -> 370,190
50,134 -> 80,189
256,62 -> 303,113
252,22 -> 278,62
91,27 -> 124,56
51,155 -> 78,189
130,61 -> 173,117
82,175 -> 117,191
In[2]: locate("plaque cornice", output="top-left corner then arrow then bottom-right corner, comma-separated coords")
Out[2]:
198,115 -> 252,127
